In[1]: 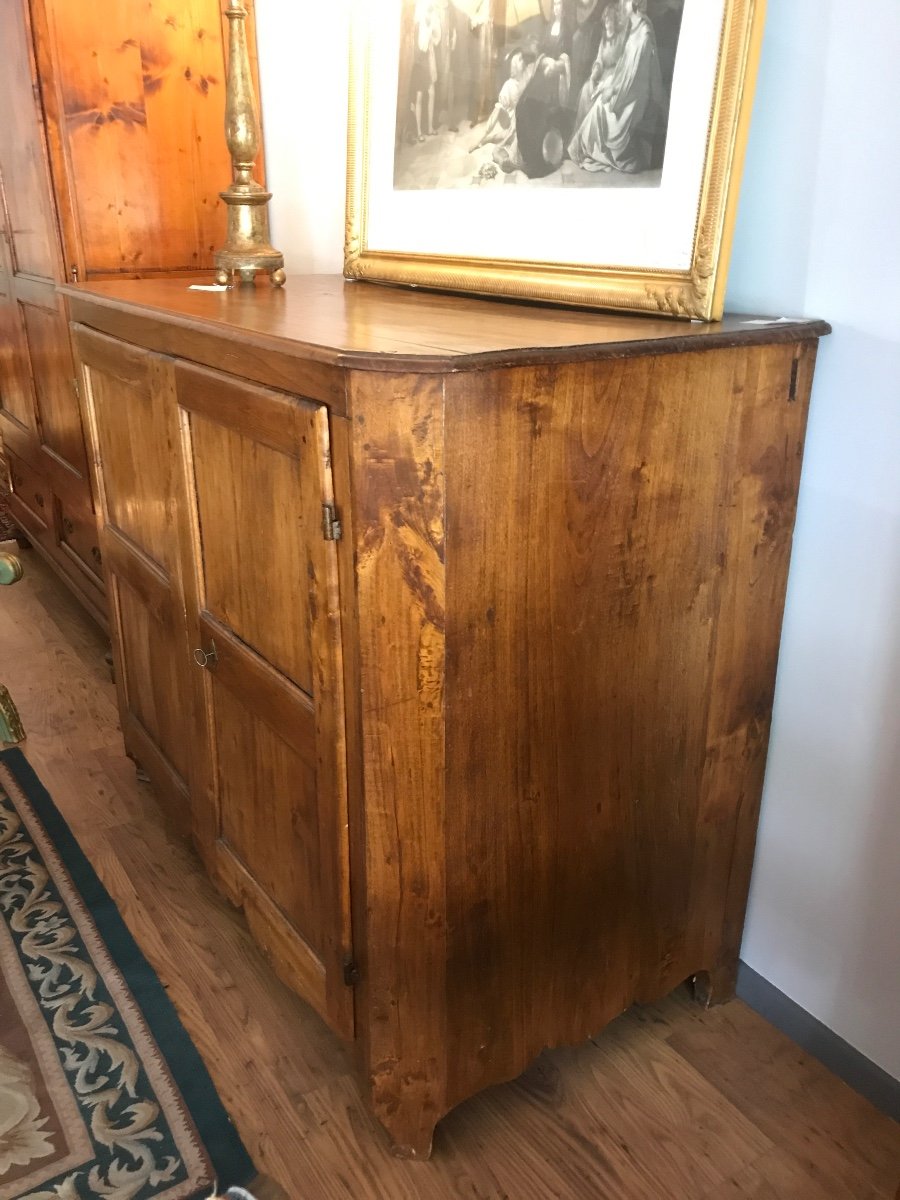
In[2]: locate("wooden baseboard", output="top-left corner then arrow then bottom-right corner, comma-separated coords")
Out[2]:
737,961 -> 900,1122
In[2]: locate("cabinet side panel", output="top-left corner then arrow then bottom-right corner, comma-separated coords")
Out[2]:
443,344 -> 813,1104
690,340 -> 819,996
347,370 -> 448,1157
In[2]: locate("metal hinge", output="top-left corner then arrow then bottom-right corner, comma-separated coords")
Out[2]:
72,376 -> 80,400
322,502 -> 342,542
342,956 -> 360,987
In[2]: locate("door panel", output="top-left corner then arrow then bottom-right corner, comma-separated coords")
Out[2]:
0,5 -> 103,618
83,343 -> 174,573
74,325 -> 191,830
214,683 -> 323,950
115,576 -> 191,786
188,413 -> 314,692
0,1 -> 59,281
175,360 -> 353,1037
20,298 -> 88,477
0,266 -> 37,435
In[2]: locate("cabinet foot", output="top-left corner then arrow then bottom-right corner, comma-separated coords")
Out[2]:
387,1124 -> 437,1161
126,752 -> 151,784
692,960 -> 739,1008
372,1091 -> 441,1161
14,532 -> 32,551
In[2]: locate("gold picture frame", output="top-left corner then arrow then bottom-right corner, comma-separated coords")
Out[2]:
345,0 -> 766,321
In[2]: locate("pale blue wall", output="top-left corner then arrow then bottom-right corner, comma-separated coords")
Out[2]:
728,0 -> 900,1079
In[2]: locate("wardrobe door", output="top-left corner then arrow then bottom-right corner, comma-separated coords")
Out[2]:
0,1 -> 101,616
74,326 -> 192,830
174,361 -> 353,1039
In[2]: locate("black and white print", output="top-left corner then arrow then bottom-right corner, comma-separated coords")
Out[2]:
394,0 -> 685,190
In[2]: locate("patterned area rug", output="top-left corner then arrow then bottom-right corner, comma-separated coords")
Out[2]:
0,748 -> 260,1200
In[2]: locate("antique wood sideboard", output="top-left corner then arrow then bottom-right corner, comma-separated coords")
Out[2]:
0,0 -> 263,623
64,276 -> 829,1157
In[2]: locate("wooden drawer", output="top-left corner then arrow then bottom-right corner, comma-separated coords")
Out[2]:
57,492 -> 103,582
6,448 -> 50,539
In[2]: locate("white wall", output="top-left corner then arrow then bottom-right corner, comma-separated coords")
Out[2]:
728,0 -> 900,1080
255,0 -> 900,1078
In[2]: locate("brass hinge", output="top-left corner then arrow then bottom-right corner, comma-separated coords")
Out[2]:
322,502 -> 342,542
72,376 -> 80,400
342,956 -> 360,987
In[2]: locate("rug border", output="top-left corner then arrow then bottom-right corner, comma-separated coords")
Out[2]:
0,746 -> 257,1197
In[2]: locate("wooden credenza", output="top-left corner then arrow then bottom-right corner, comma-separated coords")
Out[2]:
0,0 -> 262,623
65,277 -> 829,1158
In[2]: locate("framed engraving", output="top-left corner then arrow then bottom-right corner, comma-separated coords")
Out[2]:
345,0 -> 766,320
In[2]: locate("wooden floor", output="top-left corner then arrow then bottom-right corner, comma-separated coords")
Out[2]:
1,544 -> 898,1200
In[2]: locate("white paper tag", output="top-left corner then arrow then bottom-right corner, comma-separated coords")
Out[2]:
739,317 -> 803,326
188,284 -> 230,292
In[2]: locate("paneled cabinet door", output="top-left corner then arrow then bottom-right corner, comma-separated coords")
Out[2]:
73,327 -> 192,830
0,0 -> 88,490
173,362 -> 354,1040
0,222 -> 37,446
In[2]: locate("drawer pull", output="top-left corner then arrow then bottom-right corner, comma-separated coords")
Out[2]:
63,517 -> 75,536
34,492 -> 44,509
91,546 -> 102,566
193,640 -> 218,670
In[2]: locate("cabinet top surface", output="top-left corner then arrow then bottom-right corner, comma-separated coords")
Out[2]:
61,276 -> 830,372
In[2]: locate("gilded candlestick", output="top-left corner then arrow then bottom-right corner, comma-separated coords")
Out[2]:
214,0 -> 285,287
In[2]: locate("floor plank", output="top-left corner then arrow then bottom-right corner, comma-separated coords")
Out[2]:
2,542 -> 898,1199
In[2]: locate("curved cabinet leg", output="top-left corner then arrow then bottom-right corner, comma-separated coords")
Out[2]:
693,958 -> 739,1008
125,750 -> 151,784
381,1110 -> 439,1161
369,1068 -> 444,1161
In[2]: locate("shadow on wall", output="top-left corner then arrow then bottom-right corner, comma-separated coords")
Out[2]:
741,326 -> 900,1079
838,482 -> 900,1079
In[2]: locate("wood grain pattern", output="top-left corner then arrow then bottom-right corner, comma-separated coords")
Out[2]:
0,0 -> 60,281
0,0 -> 267,627
19,298 -> 87,478
3,549 -> 897,1199
0,283 -> 39,436
56,489 -> 103,584
346,370 -> 449,1158
6,449 -> 51,540
65,277 -> 838,1160
33,0 -> 264,278
61,278 -> 831,378
691,341 -> 818,1002
439,344 -> 814,1124
174,362 -> 354,1040
0,0 -> 104,620
188,413 -> 314,693
74,328 -> 192,828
